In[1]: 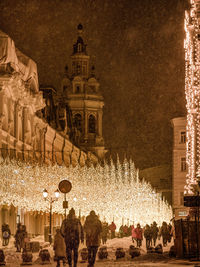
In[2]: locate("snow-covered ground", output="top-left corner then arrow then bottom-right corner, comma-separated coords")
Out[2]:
0,236 -> 198,266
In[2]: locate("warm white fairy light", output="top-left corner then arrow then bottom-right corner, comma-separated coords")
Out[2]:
0,157 -> 172,228
184,0 -> 200,194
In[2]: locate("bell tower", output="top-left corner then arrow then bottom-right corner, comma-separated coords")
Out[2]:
60,24 -> 107,159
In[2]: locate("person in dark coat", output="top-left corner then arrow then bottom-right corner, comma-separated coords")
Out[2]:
14,223 -> 24,252
151,221 -> 159,246
160,221 -> 170,247
2,223 -> 11,246
144,224 -> 152,249
53,228 -> 66,267
84,210 -> 102,267
61,208 -> 84,267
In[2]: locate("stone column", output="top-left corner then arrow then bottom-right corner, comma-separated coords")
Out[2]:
98,110 -> 103,136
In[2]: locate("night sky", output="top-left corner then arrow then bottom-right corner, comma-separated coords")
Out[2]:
0,0 -> 189,170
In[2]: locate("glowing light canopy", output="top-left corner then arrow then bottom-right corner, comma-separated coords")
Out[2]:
0,157 -> 172,228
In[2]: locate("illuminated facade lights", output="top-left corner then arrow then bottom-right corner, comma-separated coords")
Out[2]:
184,0 -> 200,194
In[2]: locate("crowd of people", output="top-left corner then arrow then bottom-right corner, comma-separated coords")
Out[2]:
1,212 -> 174,267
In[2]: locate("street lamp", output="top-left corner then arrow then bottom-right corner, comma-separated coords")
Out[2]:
43,189 -> 60,244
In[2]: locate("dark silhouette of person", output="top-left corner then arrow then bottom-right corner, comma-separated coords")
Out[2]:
84,210 -> 102,267
61,208 -> 83,267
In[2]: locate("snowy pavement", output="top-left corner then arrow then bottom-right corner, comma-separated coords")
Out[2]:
1,236 -> 200,267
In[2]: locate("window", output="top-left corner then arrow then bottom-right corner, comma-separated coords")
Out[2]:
76,85 -> 80,93
73,114 -> 82,132
180,131 -> 186,143
180,192 -> 184,206
82,62 -> 87,75
88,115 -> 96,133
76,64 -> 81,74
78,43 -> 81,52
181,157 -> 187,172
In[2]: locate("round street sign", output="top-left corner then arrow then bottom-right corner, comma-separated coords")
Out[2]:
58,180 -> 72,194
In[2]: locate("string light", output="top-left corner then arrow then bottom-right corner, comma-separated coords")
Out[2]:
184,0 -> 200,194
0,157 -> 172,228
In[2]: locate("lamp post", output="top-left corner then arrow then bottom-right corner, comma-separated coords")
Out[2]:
43,189 -> 60,244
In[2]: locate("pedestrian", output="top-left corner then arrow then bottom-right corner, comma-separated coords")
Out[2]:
168,223 -> 172,243
14,223 -> 23,252
53,228 -> 66,267
160,221 -> 169,247
123,225 -> 128,237
109,221 -> 116,239
84,210 -> 102,267
101,221 -> 109,244
119,224 -> 124,238
151,221 -> 159,246
21,225 -> 29,251
135,223 -> 143,248
61,208 -> 84,267
144,224 -> 152,249
131,224 -> 137,244
2,223 -> 11,246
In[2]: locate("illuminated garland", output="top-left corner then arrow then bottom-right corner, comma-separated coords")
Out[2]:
0,158 -> 172,228
184,0 -> 200,194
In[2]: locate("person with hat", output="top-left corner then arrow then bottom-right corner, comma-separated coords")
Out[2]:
84,210 -> 102,267
61,208 -> 84,267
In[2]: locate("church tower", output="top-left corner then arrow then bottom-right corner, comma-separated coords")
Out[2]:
59,24 -> 106,159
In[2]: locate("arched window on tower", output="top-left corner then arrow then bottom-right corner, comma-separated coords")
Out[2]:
78,43 -> 82,52
88,114 -> 96,133
75,85 -> 80,93
73,113 -> 82,132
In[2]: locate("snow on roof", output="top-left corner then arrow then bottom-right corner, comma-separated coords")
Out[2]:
0,30 -> 39,92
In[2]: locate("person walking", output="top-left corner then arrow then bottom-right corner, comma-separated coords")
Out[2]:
61,208 -> 84,267
53,228 -> 66,267
151,221 -> 159,246
135,223 -> 143,248
14,223 -> 23,252
160,221 -> 169,247
144,224 -> 152,249
109,221 -> 116,239
2,223 -> 11,246
84,210 -> 102,267
131,224 -> 137,244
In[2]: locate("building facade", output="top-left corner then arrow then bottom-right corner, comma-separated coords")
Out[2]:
171,117 -> 189,219
0,28 -> 102,237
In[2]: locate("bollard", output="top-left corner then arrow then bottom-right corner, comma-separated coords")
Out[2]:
98,246 -> 108,259
39,249 -> 51,265
129,245 -> 140,258
115,247 -> 125,259
0,250 -> 6,266
21,250 -> 33,265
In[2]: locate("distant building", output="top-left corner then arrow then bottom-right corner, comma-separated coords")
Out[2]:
139,164 -> 172,205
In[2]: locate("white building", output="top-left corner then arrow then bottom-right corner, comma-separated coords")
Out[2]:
0,28 -> 103,237
171,117 -> 188,219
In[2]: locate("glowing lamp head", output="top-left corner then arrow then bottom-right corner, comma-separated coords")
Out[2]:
43,189 -> 48,198
54,189 -> 60,199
